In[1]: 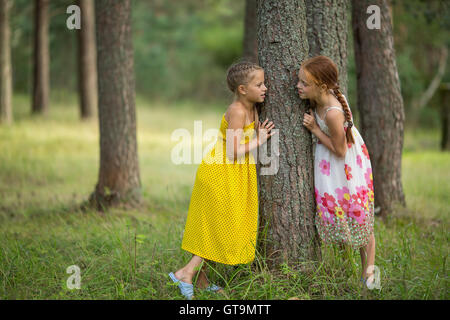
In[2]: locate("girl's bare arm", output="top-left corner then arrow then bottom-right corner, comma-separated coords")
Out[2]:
304,109 -> 347,158
226,107 -> 273,161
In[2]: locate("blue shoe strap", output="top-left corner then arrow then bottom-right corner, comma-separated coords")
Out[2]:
169,272 -> 194,299
205,284 -> 222,292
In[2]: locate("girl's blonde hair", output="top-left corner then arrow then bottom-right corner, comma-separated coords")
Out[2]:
301,55 -> 355,144
226,61 -> 263,94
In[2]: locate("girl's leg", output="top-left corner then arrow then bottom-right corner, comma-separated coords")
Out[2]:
195,263 -> 210,289
196,263 -> 225,293
359,233 -> 376,281
173,255 -> 224,294
173,255 -> 205,285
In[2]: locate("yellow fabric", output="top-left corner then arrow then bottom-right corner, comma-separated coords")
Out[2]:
181,114 -> 258,265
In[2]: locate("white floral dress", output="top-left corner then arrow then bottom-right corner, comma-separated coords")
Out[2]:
313,95 -> 374,249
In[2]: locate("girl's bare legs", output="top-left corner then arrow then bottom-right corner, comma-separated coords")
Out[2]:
195,263 -> 210,289
174,255 -> 210,288
359,233 -> 376,282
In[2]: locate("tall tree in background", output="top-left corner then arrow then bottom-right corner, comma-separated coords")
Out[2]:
78,0 -> 97,120
32,0 -> 49,115
0,0 -> 12,124
256,0 -> 320,269
305,0 -> 349,96
440,83 -> 450,151
89,0 -> 141,209
352,0 -> 406,218
243,0 -> 258,63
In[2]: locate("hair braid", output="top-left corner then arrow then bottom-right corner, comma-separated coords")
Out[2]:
226,61 -> 263,93
333,87 -> 355,145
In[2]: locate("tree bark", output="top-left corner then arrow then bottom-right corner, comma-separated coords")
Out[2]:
440,83 -> 450,151
256,0 -> 321,270
32,0 -> 50,115
243,0 -> 258,63
78,0 -> 97,120
0,0 -> 12,124
90,0 -> 141,209
352,0 -> 406,218
305,0 -> 349,96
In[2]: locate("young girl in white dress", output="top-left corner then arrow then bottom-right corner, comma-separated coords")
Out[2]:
296,55 -> 376,285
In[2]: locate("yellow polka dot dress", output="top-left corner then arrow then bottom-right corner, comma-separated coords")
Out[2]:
181,114 -> 258,265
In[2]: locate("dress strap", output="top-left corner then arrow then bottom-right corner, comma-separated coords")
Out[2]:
323,107 -> 344,120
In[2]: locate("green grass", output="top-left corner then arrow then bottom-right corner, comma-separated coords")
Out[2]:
0,94 -> 448,299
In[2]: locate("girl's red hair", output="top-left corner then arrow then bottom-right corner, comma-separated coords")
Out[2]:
301,56 -> 355,144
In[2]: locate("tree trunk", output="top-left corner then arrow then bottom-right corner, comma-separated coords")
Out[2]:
90,0 -> 141,209
305,0 -> 349,96
78,0 -> 97,120
0,0 -> 12,124
413,46 -> 448,111
32,0 -> 49,115
256,0 -> 321,270
243,0 -> 258,63
440,83 -> 450,151
352,0 -> 406,218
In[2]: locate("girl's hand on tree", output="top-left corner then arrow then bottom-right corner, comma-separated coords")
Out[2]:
303,109 -> 318,133
258,119 -> 276,146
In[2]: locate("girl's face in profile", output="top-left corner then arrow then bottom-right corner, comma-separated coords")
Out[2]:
241,70 -> 267,103
296,68 -> 317,100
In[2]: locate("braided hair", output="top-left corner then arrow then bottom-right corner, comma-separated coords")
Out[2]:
301,55 -> 355,144
226,61 -> 263,94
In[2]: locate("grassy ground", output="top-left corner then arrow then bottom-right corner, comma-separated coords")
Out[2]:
0,94 -> 448,299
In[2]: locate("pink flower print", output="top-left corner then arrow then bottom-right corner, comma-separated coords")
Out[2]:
334,206 -> 346,220
320,205 -> 327,214
365,189 -> 375,212
356,186 -> 368,203
348,202 -> 366,225
364,200 -> 369,212
364,168 -> 373,191
356,155 -> 363,168
361,144 -> 370,160
345,164 -> 353,180
317,205 -> 328,222
352,193 -> 364,208
368,189 -> 374,203
321,192 -> 337,215
336,186 -> 351,213
316,204 -> 322,217
321,208 -> 335,225
338,197 -> 351,213
315,188 -> 319,203
319,160 -> 331,176
335,186 -> 350,202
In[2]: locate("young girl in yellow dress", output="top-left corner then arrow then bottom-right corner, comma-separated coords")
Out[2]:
169,61 -> 276,299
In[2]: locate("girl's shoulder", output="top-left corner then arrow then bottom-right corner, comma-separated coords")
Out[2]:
224,103 -> 247,124
324,109 -> 345,124
316,104 -> 344,121
325,107 -> 345,118
323,107 -> 346,133
225,102 -> 243,116
323,94 -> 345,119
